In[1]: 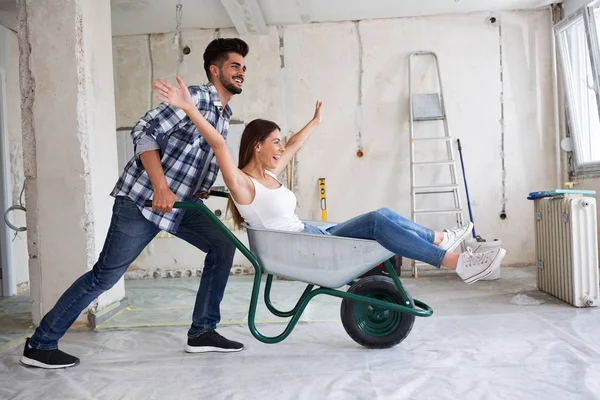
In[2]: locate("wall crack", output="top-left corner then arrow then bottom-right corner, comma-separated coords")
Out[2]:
499,19 -> 507,219
354,21 -> 364,154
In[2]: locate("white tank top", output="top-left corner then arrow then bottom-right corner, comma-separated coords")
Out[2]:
232,170 -> 304,232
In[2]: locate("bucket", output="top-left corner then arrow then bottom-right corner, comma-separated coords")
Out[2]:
464,238 -> 503,281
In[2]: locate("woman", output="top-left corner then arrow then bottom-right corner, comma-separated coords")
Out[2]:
152,77 -> 505,284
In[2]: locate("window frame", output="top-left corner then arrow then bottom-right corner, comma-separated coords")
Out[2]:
555,3 -> 600,175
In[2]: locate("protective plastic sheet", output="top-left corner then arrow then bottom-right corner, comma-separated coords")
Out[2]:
2,267 -> 600,400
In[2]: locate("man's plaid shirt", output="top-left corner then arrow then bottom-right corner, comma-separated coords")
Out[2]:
111,83 -> 232,233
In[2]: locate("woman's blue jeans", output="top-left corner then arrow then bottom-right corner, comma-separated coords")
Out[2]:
304,208 -> 446,268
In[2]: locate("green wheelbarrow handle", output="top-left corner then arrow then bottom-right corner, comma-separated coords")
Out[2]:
143,190 -> 230,207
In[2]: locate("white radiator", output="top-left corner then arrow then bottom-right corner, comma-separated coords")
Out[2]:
534,196 -> 599,307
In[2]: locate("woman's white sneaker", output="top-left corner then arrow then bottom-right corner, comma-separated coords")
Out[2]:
439,222 -> 474,252
457,247 -> 506,284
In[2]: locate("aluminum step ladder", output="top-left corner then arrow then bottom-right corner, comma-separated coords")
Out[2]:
408,51 -> 465,278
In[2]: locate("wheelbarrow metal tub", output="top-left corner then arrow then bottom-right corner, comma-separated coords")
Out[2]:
244,221 -> 395,288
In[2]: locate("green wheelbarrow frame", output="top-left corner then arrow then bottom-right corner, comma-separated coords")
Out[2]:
145,194 -> 433,345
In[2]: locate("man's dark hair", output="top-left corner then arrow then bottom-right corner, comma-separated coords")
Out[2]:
203,38 -> 249,82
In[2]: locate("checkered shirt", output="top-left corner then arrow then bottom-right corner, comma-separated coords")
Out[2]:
111,83 -> 232,233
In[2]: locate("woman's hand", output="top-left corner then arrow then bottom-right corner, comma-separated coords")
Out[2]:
153,76 -> 195,112
312,100 -> 322,125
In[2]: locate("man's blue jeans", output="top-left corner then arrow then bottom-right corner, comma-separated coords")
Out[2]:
29,196 -> 236,350
304,208 -> 446,268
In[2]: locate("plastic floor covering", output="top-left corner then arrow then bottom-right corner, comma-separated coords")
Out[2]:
2,267 -> 600,400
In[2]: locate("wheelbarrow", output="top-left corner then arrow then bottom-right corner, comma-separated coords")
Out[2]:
145,193 -> 433,348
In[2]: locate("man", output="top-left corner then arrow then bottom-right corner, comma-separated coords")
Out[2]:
20,38 -> 249,369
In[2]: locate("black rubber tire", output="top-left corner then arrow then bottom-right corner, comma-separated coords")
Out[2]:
340,275 -> 415,349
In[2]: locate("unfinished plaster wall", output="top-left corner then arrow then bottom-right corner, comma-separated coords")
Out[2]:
79,0 -> 123,311
0,25 -> 29,293
501,10 -> 559,264
18,0 -> 122,322
113,9 -> 556,276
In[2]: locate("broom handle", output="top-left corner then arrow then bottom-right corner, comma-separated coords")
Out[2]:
457,139 -> 477,239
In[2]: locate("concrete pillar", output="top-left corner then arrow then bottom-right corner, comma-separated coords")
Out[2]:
17,0 -> 123,325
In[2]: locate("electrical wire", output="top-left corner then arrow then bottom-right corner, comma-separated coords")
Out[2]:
5,181 -> 27,239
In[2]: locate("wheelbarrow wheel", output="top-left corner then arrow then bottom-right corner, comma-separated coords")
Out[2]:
340,275 -> 415,349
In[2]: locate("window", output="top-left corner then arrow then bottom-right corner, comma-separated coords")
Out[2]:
555,4 -> 600,174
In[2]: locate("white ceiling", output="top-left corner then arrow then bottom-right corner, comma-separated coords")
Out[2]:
0,0 -> 557,36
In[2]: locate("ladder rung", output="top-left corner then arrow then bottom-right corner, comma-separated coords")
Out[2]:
412,116 -> 446,122
413,184 -> 458,194
413,161 -> 454,166
412,137 -> 452,142
413,208 -> 463,215
411,93 -> 444,120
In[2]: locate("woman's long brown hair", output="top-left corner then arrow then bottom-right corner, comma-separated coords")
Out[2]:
227,119 -> 281,227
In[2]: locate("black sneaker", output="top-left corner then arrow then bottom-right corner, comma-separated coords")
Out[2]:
185,331 -> 244,353
20,338 -> 80,369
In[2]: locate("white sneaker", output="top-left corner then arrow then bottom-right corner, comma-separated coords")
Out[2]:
439,222 -> 474,252
458,247 -> 506,284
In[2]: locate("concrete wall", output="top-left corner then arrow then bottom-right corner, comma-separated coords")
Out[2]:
501,10 -> 560,263
113,9 -> 557,276
0,25 -> 29,293
79,0 -> 124,311
18,0 -> 123,321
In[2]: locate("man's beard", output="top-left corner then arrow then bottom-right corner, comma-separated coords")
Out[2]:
220,74 -> 243,95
